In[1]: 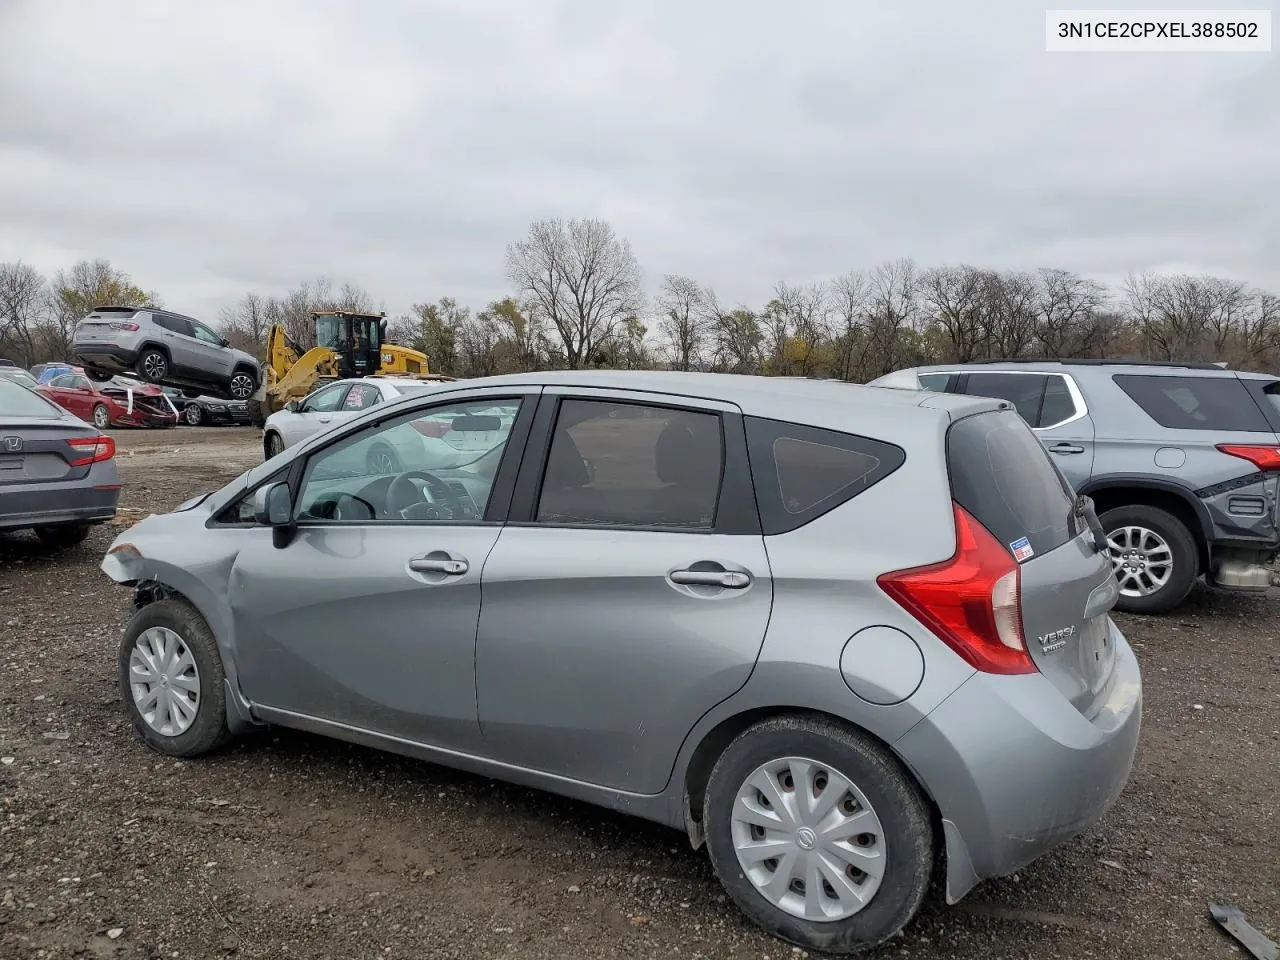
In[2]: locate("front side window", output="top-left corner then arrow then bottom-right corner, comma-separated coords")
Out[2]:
191,323 -> 222,346
296,398 -> 523,523
301,384 -> 348,413
535,399 -> 723,529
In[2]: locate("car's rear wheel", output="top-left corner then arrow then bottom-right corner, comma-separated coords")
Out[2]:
704,715 -> 934,955
366,443 -> 401,474
91,404 -> 110,429
264,431 -> 284,460
34,524 -> 91,549
138,348 -> 169,383
119,598 -> 230,758
185,403 -> 204,426
1099,504 -> 1198,614
228,370 -> 257,400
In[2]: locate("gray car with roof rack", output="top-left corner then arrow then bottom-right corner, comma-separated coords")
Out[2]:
871,358 -> 1280,613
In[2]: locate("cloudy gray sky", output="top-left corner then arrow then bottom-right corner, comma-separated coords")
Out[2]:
0,0 -> 1276,322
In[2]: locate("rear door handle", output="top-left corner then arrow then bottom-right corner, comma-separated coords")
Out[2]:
408,557 -> 468,575
670,569 -> 751,589
1049,442 -> 1085,455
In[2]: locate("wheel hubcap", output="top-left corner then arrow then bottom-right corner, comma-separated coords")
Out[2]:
730,756 -> 886,922
143,355 -> 166,378
1106,525 -> 1173,597
186,406 -> 200,424
94,408 -> 108,427
230,375 -> 253,399
373,451 -> 395,473
128,627 -> 200,737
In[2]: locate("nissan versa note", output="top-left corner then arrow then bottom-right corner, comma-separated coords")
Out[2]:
101,371 -> 1142,955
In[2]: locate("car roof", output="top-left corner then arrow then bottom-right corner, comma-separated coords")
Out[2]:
903,359 -> 1273,379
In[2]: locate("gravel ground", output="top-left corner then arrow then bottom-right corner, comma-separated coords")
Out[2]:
1,426 -> 1278,960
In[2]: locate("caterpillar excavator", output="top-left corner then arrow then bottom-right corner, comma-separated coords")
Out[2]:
245,310 -> 452,427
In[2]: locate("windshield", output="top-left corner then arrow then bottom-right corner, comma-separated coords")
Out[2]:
0,378 -> 63,418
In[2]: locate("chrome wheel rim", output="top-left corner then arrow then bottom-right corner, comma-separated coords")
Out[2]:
142,354 -> 167,379
369,449 -> 397,473
229,374 -> 254,399
731,756 -> 887,922
128,627 -> 200,737
185,405 -> 202,425
92,406 -> 109,428
1107,525 -> 1173,597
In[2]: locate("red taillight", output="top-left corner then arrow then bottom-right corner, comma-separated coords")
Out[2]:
67,434 -> 115,466
411,420 -> 451,438
1216,443 -> 1280,471
109,321 -> 140,332
877,503 -> 1035,675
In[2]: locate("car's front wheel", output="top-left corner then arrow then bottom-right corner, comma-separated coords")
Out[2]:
185,403 -> 204,426
264,431 -> 285,460
1099,504 -> 1198,614
704,715 -> 934,955
91,404 -> 111,429
119,598 -> 231,758
228,369 -> 257,400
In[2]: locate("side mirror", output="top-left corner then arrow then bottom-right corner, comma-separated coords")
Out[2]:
284,399 -> 301,413
253,482 -> 297,548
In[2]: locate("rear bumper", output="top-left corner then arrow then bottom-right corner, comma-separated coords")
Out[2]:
895,617 -> 1142,902
73,343 -> 139,371
0,478 -> 120,531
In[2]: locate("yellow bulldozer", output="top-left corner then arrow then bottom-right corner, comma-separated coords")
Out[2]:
246,310 -> 452,427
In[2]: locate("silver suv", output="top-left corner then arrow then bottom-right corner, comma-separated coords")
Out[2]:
72,306 -> 260,401
102,371 -> 1140,955
872,360 -> 1280,614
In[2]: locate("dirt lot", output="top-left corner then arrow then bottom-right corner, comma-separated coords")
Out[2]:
2,425 -> 1278,960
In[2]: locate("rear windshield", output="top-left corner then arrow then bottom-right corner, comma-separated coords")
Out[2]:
1114,374 -> 1271,432
947,410 -> 1075,561
0,379 -> 62,418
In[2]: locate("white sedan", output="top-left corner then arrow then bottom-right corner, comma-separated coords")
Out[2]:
262,377 -> 446,459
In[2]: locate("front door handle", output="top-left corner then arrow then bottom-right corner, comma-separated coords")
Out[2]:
1049,442 -> 1085,455
670,568 -> 751,589
408,556 -> 468,575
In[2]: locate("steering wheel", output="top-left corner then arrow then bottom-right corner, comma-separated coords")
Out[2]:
385,470 -> 456,519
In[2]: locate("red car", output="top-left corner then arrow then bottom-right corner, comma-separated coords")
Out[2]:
36,371 -> 178,429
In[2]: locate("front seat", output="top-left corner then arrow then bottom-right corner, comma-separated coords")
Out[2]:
647,416 -> 721,526
537,430 -> 591,521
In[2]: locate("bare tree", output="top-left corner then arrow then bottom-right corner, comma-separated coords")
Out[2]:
0,261 -> 49,365
985,270 -> 1039,359
506,218 -> 644,369
919,265 -> 988,362
1033,268 -> 1108,358
217,292 -> 272,354
828,270 -> 870,381
656,274 -> 707,371
765,281 -> 830,376
864,258 -> 918,377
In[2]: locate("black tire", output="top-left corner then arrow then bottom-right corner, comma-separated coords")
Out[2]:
84,367 -> 113,383
264,431 -> 285,461
118,598 -> 231,758
704,715 -> 934,955
137,347 -> 169,383
246,398 -> 268,429
228,368 -> 258,401
184,403 -> 205,426
34,524 -> 91,549
91,404 -> 110,429
1098,503 -> 1198,614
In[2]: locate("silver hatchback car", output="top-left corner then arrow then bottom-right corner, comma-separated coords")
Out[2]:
102,371 -> 1141,954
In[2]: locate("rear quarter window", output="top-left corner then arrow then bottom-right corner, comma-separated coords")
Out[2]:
947,410 -> 1075,561
744,416 -> 906,535
1114,374 -> 1271,432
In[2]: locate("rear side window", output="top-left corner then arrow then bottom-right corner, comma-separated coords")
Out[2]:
153,314 -> 193,336
745,417 -> 906,535
917,373 -> 951,391
0,379 -> 61,418
948,410 -> 1075,561
959,372 -> 1081,428
1114,374 -> 1271,432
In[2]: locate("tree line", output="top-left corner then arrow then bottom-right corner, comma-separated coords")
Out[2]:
4,218 -> 1279,380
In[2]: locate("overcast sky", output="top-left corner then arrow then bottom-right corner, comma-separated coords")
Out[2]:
0,0 -> 1276,322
